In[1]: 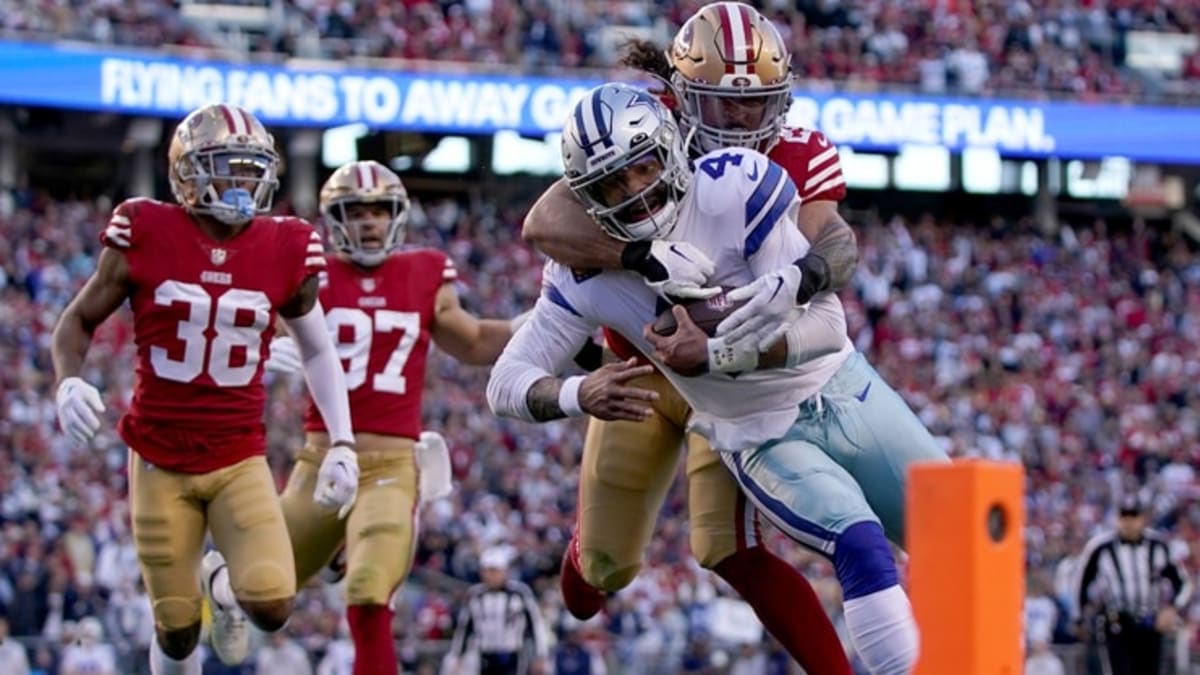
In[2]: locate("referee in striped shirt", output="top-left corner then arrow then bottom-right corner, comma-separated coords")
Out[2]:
1074,495 -> 1192,675
444,547 -> 550,675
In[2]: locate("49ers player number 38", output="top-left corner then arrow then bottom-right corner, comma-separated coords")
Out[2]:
105,198 -> 326,473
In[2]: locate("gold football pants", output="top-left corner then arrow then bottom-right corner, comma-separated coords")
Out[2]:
129,452 -> 295,630
575,371 -> 758,591
280,432 -> 419,606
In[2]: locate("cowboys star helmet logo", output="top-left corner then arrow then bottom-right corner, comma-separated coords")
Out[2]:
211,248 -> 227,266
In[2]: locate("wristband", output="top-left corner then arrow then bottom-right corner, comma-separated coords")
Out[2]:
706,336 -> 760,373
558,376 -> 587,417
794,255 -> 831,304
619,240 -> 666,281
619,240 -> 651,271
330,439 -> 356,451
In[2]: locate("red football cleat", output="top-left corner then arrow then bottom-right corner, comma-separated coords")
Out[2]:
560,537 -> 606,620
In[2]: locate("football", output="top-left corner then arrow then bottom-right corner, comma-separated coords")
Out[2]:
651,289 -> 748,337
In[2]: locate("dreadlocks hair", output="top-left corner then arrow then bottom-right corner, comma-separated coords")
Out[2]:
618,38 -> 673,82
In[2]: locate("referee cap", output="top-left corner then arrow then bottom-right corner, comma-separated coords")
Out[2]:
1118,494 -> 1145,516
481,546 -> 511,569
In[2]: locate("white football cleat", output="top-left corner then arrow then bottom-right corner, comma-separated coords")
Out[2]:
201,550 -> 249,665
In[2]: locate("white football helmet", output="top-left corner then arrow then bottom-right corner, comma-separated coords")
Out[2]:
319,160 -> 410,267
561,83 -> 691,242
168,103 -> 280,225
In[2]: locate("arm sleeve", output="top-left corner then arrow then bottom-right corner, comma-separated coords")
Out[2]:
486,290 -> 596,422
782,294 -> 851,366
283,301 -> 354,445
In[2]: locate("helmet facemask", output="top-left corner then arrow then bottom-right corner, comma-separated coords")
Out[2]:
573,143 -> 688,242
174,147 -> 279,226
673,75 -> 793,154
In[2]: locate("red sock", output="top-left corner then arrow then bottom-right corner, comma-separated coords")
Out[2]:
347,603 -> 396,675
560,535 -> 606,620
713,547 -> 852,675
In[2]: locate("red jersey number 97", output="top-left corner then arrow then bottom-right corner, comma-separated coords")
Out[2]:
325,307 -> 419,394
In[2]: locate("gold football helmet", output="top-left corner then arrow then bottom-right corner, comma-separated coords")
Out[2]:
319,160 -> 410,267
168,103 -> 280,225
668,2 -> 793,153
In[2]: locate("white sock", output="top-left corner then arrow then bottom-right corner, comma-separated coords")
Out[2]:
210,564 -> 238,611
149,636 -> 201,675
842,585 -> 919,675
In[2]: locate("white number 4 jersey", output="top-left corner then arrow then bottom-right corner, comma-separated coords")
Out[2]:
488,147 -> 853,451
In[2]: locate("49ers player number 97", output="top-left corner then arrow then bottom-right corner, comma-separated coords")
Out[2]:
304,161 -> 452,437
271,159 -> 519,675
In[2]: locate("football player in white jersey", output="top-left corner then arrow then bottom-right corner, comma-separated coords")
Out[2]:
488,83 -> 949,675
516,6 -> 854,672
520,6 -> 856,673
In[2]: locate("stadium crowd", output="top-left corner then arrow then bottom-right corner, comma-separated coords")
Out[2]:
0,0 -> 1194,673
3,0 -> 1200,100
2,179 -> 1199,672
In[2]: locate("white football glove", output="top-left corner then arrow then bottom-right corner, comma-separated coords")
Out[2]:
626,240 -> 722,300
314,445 -> 359,519
264,336 -> 303,374
415,431 -> 454,504
716,265 -> 804,349
55,377 -> 106,444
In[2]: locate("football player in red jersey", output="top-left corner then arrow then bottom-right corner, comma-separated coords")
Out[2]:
267,160 -> 517,675
51,104 -> 359,675
520,4 -> 856,674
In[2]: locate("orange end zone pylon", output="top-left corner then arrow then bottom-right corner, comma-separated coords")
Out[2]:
907,459 -> 1025,675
